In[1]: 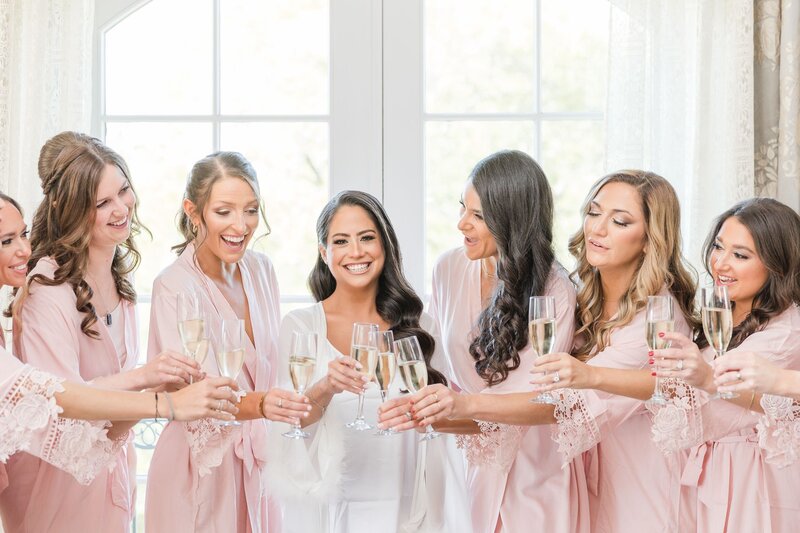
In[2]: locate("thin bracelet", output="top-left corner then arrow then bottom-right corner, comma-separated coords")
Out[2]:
164,391 -> 176,421
748,391 -> 757,410
259,393 -> 268,418
308,394 -> 328,414
154,392 -> 161,419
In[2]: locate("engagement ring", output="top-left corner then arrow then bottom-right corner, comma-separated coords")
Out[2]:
676,360 -> 684,370
278,398 -> 283,408
404,411 -> 413,420
552,371 -> 561,383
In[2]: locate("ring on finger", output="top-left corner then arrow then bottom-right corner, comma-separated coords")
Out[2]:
676,359 -> 684,371
736,371 -> 743,381
552,371 -> 561,383
404,411 -> 413,420
433,393 -> 440,403
217,399 -> 223,411
278,398 -> 283,409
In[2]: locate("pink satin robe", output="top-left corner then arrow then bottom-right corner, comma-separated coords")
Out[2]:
429,247 -> 590,533
553,292 -> 694,533
683,305 -> 800,532
145,244 -> 281,533
0,257 -> 137,533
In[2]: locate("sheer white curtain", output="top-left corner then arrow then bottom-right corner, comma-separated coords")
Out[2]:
605,0 -> 755,267
0,0 -> 94,214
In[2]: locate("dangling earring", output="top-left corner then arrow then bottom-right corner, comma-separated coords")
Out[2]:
191,223 -> 198,235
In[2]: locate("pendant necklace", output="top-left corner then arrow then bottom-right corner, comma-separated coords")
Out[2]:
86,272 -> 114,326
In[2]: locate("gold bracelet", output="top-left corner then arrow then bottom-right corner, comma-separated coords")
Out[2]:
154,392 -> 161,419
748,391 -> 756,410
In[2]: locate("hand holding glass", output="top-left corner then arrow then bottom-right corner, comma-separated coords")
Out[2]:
395,335 -> 440,441
646,295 -> 675,405
702,286 -> 736,399
374,330 -> 397,436
346,323 -> 379,431
529,296 -> 558,405
215,318 -> 245,426
177,290 -> 206,383
283,332 -> 318,439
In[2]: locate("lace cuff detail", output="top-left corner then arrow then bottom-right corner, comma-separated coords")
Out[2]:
552,389 -> 601,466
756,394 -> 800,468
455,420 -> 524,471
0,367 -> 122,485
184,418 -> 238,476
647,378 -> 704,454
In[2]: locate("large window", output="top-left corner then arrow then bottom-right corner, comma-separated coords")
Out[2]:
94,1 -> 608,530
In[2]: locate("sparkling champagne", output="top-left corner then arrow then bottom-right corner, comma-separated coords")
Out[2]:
289,355 -> 316,393
528,318 -> 556,356
702,307 -> 733,355
399,360 -> 428,392
351,345 -> 378,378
375,351 -> 397,391
217,348 -> 245,378
646,320 -> 675,351
184,338 -> 209,365
179,319 -> 204,348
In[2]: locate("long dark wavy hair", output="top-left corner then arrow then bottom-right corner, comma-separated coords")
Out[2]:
22,131 -> 146,339
467,150 -> 559,386
309,190 -> 446,385
697,197 -> 800,349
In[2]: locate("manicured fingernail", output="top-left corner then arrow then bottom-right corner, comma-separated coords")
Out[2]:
651,371 -> 656,376
658,332 -> 664,338
649,359 -> 654,365
648,351 -> 654,357
303,412 -> 309,417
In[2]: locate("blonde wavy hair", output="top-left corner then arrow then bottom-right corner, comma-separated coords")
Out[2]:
569,170 -> 699,357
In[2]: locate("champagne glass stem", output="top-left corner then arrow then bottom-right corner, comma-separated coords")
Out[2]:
356,391 -> 366,421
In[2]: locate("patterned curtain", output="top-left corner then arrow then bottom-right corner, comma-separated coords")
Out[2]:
754,0 -> 800,210
0,0 -> 93,215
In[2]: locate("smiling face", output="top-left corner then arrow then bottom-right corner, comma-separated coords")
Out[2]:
709,216 -> 769,319
0,203 -> 30,287
583,181 -> 647,276
90,164 -> 135,248
457,182 -> 498,260
320,205 -> 385,293
191,176 -> 259,264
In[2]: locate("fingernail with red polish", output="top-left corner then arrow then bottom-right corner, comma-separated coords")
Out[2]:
649,359 -> 654,365
648,351 -> 654,357
651,371 -> 656,376
658,332 -> 665,338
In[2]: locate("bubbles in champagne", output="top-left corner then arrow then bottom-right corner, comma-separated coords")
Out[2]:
289,355 -> 316,393
216,348 -> 245,379
702,307 -> 733,355
528,318 -> 556,356
399,360 -> 428,392
351,345 -> 378,378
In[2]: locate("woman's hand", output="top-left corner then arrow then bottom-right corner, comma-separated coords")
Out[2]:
138,350 -> 204,390
713,351 -> 780,395
652,332 -> 715,393
377,384 -> 463,431
170,376 -> 239,421
530,352 -> 594,392
258,388 -> 312,424
320,356 -> 369,395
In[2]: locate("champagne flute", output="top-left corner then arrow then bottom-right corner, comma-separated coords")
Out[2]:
373,330 -> 397,437
215,318 -> 245,426
346,323 -> 379,431
394,335 -> 440,441
177,290 -> 205,384
702,285 -> 736,399
646,295 -> 675,405
529,296 -> 558,405
283,332 -> 318,439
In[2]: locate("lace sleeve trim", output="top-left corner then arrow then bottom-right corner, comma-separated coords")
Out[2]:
757,394 -> 800,468
647,378 -> 704,454
0,367 -> 123,485
455,420 -> 525,471
184,418 -> 238,476
552,389 -> 601,466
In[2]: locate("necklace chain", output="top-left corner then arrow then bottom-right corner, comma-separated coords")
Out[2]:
86,271 -> 114,326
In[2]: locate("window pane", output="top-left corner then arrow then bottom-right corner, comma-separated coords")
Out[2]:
220,0 -> 329,114
425,121 -> 536,288
540,0 -> 609,112
425,0 -> 535,113
105,0 -> 212,115
220,123 -> 329,297
540,120 -> 605,269
105,122 -> 213,296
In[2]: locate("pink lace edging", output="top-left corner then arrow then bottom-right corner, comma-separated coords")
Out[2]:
757,394 -> 800,468
647,378 -> 704,454
455,420 -> 524,471
552,389 -> 601,466
0,366 -> 123,485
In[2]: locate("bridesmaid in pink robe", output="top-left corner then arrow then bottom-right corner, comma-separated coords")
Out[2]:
145,151 -> 307,533
384,170 -> 700,532
0,133 -> 203,533
382,150 -> 591,532
653,198 -> 800,531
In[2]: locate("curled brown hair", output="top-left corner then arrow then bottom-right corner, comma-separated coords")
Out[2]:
570,170 -> 699,356
23,132 -> 145,339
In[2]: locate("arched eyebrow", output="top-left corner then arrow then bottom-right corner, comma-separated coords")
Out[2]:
590,200 -> 633,216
